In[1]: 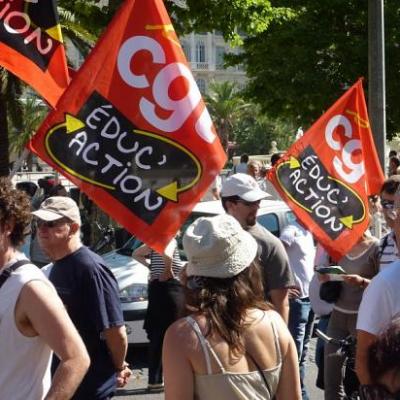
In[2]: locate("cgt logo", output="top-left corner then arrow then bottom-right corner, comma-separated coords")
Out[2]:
0,0 -> 62,70
117,25 -> 217,145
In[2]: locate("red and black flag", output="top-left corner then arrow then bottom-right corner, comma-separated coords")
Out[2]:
29,0 -> 226,253
269,80 -> 384,260
0,0 -> 69,107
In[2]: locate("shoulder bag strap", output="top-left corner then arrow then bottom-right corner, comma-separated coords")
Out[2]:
0,260 -> 31,290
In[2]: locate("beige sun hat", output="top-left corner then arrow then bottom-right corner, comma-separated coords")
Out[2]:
32,196 -> 81,225
183,214 -> 258,278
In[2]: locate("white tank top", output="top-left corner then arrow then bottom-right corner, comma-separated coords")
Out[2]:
0,258 -> 54,400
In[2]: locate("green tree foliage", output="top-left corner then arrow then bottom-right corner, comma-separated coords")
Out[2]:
9,97 -> 48,157
168,0 -> 294,43
230,1 -> 369,130
205,81 -> 295,156
235,109 -> 297,155
229,1 -> 400,139
0,69 -> 23,175
205,81 -> 251,152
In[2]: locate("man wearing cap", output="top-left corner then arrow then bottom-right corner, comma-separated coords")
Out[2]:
0,179 -> 89,400
33,196 -> 131,399
221,173 -> 295,323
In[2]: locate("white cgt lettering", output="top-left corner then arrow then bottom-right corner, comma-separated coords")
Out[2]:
325,114 -> 364,184
117,35 -> 216,143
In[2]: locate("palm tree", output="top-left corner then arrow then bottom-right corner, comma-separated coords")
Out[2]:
204,81 -> 251,153
9,96 -> 49,170
0,68 -> 23,176
1,2 -> 109,177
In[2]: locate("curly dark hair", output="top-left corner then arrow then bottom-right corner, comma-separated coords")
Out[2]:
185,262 -> 270,356
0,178 -> 31,247
368,320 -> 400,382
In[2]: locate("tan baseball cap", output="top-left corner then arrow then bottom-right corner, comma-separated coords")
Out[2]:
32,196 -> 81,225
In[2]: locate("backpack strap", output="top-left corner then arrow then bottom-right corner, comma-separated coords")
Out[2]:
0,260 -> 31,290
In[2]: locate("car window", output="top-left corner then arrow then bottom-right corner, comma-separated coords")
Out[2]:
257,213 -> 280,237
117,236 -> 143,256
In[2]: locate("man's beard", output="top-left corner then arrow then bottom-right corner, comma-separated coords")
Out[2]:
246,214 -> 257,227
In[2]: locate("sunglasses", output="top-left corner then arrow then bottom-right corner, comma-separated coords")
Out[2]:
35,218 -> 68,228
235,199 -> 261,207
381,199 -> 395,210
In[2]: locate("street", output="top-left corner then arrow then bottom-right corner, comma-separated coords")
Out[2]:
116,338 -> 324,399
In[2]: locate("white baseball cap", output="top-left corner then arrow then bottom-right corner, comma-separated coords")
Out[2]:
221,173 -> 270,201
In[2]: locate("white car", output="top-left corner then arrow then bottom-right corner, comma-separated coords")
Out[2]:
102,199 -> 295,345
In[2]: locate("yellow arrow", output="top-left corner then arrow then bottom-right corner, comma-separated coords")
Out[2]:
157,181 -> 178,202
45,25 -> 63,43
340,215 -> 354,229
289,157 -> 300,169
65,114 -> 85,134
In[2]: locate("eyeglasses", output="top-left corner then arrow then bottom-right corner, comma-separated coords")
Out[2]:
381,199 -> 395,210
35,218 -> 68,228
235,199 -> 261,207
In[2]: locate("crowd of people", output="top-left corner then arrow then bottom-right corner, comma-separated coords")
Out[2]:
1,149 -> 400,400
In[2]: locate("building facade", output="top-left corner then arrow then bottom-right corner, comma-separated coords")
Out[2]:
180,31 -> 246,94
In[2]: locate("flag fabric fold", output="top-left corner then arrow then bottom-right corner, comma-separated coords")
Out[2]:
29,0 -> 226,253
0,0 -> 69,107
269,79 -> 384,260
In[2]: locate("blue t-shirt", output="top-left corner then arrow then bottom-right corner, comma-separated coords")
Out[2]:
49,246 -> 124,399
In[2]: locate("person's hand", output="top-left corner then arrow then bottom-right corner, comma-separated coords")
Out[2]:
288,287 -> 301,299
342,274 -> 368,288
159,269 -> 175,282
116,364 -> 132,387
317,272 -> 330,283
342,274 -> 363,286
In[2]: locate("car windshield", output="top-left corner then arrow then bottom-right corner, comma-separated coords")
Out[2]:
117,236 -> 143,256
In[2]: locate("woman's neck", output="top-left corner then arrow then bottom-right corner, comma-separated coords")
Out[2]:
0,246 -> 17,271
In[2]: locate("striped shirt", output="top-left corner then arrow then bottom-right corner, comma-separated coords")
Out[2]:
379,231 -> 399,271
149,243 -> 183,281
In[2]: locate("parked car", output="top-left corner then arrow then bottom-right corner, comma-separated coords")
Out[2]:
102,199 -> 295,345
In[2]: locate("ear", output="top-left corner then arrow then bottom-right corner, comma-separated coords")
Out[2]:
3,219 -> 15,236
69,222 -> 80,236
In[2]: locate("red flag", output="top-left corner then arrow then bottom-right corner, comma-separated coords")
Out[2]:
29,0 -> 226,253
0,0 -> 69,107
269,79 -> 384,260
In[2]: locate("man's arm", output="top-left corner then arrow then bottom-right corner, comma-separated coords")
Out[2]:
17,280 -> 90,400
355,330 -> 376,385
103,325 -> 128,370
355,273 -> 393,384
270,288 -> 290,324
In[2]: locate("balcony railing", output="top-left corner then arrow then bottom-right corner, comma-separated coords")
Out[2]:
190,61 -> 245,73
191,62 -> 209,70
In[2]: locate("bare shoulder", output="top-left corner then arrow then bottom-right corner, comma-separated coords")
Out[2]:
16,279 -> 65,336
165,317 -> 198,348
19,279 -> 57,303
252,309 -> 293,351
17,279 -> 65,320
